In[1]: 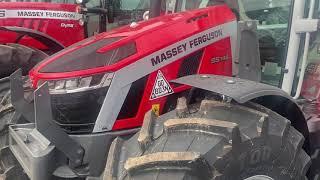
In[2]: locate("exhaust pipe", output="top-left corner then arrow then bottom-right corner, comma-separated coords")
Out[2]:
150,0 -> 162,18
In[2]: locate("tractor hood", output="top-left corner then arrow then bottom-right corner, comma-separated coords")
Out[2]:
27,4 -> 237,133
30,3 -> 236,88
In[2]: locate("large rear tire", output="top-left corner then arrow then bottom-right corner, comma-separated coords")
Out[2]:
0,42 -> 48,179
103,97 -> 311,180
0,43 -> 48,78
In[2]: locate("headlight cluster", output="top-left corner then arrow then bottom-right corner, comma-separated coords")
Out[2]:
38,73 -> 114,94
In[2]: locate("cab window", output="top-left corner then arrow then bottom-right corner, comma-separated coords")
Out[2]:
239,0 -> 293,86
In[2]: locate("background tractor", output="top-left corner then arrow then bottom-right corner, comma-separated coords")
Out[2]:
1,0 -> 320,179
0,0 -> 154,78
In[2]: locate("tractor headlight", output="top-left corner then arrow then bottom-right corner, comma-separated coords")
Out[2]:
35,72 -> 114,133
38,72 -> 114,94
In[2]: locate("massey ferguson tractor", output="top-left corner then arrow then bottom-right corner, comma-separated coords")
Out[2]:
0,0 -> 319,179
0,0 -> 109,106
0,0 -> 152,79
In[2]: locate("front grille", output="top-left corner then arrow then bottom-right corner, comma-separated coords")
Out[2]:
51,86 -> 108,134
117,75 -> 148,119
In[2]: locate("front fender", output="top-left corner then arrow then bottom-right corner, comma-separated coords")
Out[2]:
172,74 -> 311,154
0,26 -> 65,53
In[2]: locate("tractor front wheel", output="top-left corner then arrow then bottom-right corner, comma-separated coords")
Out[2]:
0,85 -> 30,180
103,97 -> 310,180
0,99 -> 28,180
0,43 -> 48,78
0,42 -> 49,179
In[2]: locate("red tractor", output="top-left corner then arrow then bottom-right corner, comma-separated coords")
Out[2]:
0,2 -> 87,77
0,0 -> 317,180
0,0 -> 153,78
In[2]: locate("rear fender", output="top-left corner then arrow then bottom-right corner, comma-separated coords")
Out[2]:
0,26 -> 65,53
172,74 -> 311,154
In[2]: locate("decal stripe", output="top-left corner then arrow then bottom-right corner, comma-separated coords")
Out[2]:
93,21 -> 238,132
0,9 -> 82,20
116,21 -> 237,88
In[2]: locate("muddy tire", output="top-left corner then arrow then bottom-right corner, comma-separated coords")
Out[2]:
0,87 -> 29,179
0,146 -> 28,180
103,98 -> 311,180
0,43 -> 48,78
0,108 -> 28,179
309,149 -> 320,180
0,77 -> 11,104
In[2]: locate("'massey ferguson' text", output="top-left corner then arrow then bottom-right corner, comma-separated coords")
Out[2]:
151,29 -> 223,66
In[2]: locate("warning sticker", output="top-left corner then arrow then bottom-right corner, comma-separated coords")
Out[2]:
150,70 -> 174,100
151,104 -> 160,116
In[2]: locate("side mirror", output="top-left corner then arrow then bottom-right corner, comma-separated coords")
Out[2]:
149,0 -> 161,18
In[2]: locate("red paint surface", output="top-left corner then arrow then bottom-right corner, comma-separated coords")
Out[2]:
0,2 -> 85,50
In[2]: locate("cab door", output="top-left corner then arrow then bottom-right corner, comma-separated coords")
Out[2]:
280,0 -> 320,97
237,0 -> 295,87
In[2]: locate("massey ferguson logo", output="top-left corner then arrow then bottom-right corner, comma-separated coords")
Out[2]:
150,29 -> 223,67
0,9 -> 82,20
16,10 -> 77,19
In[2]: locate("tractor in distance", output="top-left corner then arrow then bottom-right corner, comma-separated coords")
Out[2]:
0,0 -> 152,78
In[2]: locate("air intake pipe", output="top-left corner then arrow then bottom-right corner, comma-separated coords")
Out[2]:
149,0 -> 162,18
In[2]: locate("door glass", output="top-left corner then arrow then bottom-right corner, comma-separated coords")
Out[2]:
106,0 -> 150,30
85,0 -> 102,37
175,0 -> 204,12
238,0 -> 293,86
